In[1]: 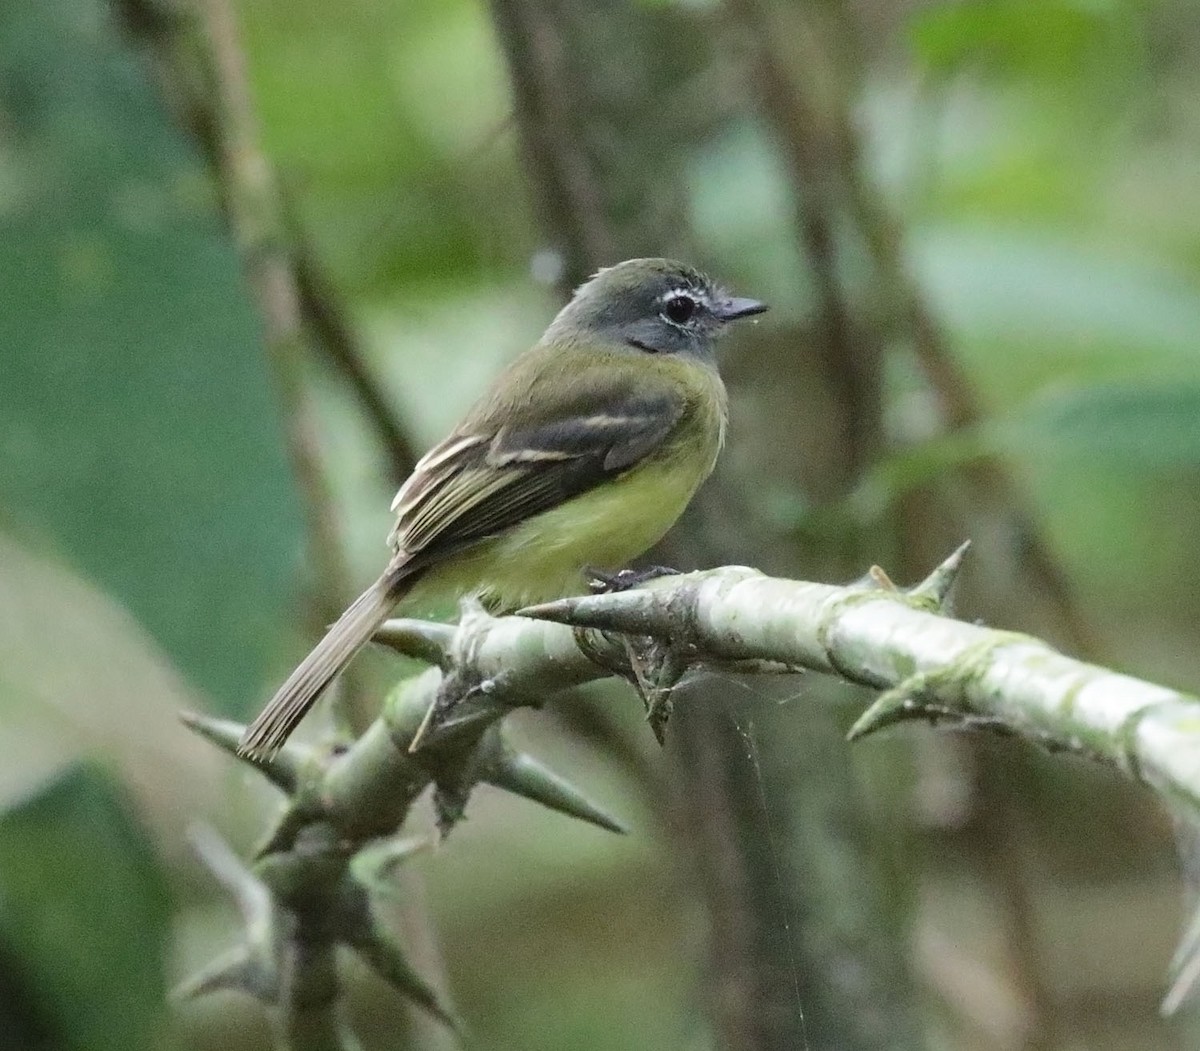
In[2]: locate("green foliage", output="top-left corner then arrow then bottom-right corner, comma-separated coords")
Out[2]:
913,228 -> 1200,399
0,764 -> 171,1051
1012,381 -> 1200,467
239,0 -> 527,296
910,0 -> 1135,82
0,0 -> 303,709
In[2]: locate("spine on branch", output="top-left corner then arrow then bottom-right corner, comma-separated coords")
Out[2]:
181,548 -> 1200,1046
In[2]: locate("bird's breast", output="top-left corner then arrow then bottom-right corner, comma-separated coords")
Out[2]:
403,366 -> 726,613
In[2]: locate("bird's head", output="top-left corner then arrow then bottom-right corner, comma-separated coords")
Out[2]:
544,257 -> 767,361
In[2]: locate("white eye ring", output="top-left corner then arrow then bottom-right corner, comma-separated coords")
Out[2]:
662,292 -> 699,325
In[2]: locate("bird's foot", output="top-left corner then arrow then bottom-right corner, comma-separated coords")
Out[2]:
623,636 -> 692,747
577,566 -> 688,746
585,565 -> 681,595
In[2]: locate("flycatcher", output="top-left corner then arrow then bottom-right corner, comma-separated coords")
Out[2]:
239,258 -> 766,758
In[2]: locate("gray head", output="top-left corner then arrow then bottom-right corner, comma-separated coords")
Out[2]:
543,258 -> 767,359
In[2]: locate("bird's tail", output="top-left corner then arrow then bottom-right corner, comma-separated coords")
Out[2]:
238,571 -> 410,760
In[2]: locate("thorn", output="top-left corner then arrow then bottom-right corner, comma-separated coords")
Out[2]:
332,1022 -> 368,1051
252,804 -> 310,860
173,944 -> 262,1001
847,674 -> 974,743
1163,955 -> 1200,1017
371,834 -> 434,875
351,835 -> 434,900
486,750 -> 628,834
868,565 -> 898,591
517,589 -> 658,635
412,704 -> 503,751
345,924 -> 460,1031
181,711 -> 309,793
373,618 -> 455,665
433,782 -> 471,838
623,638 -> 689,749
407,667 -> 515,754
517,596 -> 586,621
189,823 -> 272,935
909,540 -> 972,610
645,696 -> 671,747
1162,899 -> 1200,1015
846,677 -> 933,743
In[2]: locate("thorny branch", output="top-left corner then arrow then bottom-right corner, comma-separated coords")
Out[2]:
198,0 -> 357,672
182,548 -> 1200,1047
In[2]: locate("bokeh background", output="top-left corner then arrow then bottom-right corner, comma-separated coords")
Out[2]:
3,0 -> 1200,1048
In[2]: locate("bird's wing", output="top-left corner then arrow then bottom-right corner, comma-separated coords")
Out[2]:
389,381 -> 683,561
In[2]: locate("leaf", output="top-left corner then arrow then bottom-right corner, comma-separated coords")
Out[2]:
0,764 -> 172,1051
909,227 -> 1200,409
910,0 -> 1129,81
0,0 -> 304,711
847,380 -> 1200,519
1007,382 -> 1200,468
0,529 -> 223,846
913,228 -> 1200,358
847,431 -> 990,520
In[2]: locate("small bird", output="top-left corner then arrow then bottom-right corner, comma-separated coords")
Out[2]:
239,258 -> 766,758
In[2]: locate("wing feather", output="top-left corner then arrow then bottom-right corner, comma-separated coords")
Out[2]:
387,382 -> 682,561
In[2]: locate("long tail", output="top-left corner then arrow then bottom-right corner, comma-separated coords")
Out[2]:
238,570 -> 410,759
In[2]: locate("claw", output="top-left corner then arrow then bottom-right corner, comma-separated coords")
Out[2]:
585,565 -> 681,594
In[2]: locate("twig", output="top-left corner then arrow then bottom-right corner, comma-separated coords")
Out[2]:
486,0 -> 696,289
729,0 -> 1096,658
519,561 -> 1200,815
488,0 -> 618,291
729,0 -> 883,483
115,0 -> 419,487
182,556 -> 1200,1047
198,0 -> 358,679
288,226 -> 419,483
848,171 -> 1099,653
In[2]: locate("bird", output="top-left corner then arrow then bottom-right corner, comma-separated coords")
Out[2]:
238,257 -> 767,759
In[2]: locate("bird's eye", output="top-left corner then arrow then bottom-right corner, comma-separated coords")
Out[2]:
663,294 -> 698,325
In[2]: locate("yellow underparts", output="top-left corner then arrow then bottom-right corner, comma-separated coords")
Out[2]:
400,420 -> 722,615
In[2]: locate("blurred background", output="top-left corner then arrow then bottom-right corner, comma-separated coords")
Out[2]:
3,0 -> 1200,1048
